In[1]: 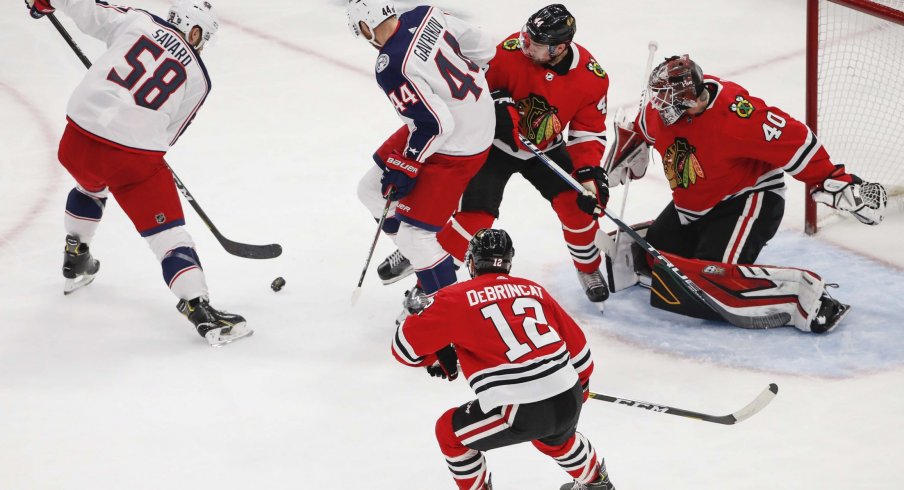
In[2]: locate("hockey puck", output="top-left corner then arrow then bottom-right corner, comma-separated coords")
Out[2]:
271,276 -> 286,292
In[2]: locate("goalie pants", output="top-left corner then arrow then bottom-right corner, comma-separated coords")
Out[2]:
646,190 -> 784,264
438,144 -> 602,273
436,382 -> 603,489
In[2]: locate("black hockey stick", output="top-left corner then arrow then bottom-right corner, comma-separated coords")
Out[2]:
519,134 -> 791,329
44,14 -> 282,260
351,195 -> 394,305
589,383 -> 778,425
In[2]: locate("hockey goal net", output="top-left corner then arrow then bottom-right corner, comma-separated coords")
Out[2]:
805,0 -> 904,234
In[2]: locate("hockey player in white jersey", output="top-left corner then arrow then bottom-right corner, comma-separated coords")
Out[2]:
347,0 -> 496,316
24,0 -> 251,346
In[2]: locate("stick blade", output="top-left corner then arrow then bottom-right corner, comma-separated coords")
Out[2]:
221,241 -> 283,260
728,383 -> 779,424
351,287 -> 362,306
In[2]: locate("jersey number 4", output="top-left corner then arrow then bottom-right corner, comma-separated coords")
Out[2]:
107,36 -> 187,111
481,298 -> 561,362
435,32 -> 483,101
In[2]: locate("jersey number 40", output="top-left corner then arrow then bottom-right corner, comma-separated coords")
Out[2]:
481,298 -> 561,362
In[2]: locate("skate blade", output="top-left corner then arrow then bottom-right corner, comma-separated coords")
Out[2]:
822,304 -> 851,334
205,323 -> 254,347
379,266 -> 415,285
63,275 -> 96,295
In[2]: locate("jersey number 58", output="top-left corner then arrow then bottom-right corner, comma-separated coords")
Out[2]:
107,36 -> 187,111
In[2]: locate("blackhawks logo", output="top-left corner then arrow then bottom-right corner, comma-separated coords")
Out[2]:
730,95 -> 755,118
663,138 -> 705,190
502,38 -> 521,51
586,58 -> 607,78
516,93 -> 562,145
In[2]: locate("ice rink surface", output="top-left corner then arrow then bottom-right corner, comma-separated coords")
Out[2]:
2,0 -> 903,489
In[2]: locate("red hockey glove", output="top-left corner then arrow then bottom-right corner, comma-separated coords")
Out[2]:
574,166 -> 609,218
605,121 -> 649,186
811,164 -> 887,225
381,150 -> 422,200
425,345 -> 459,381
491,89 -> 523,152
25,0 -> 55,19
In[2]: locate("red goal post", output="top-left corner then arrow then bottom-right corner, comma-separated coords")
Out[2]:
805,0 -> 904,234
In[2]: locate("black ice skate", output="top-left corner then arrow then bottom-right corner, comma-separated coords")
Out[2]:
378,249 -> 414,284
62,235 -> 100,295
395,284 -> 430,326
177,297 -> 253,347
559,460 -> 615,490
576,269 -> 609,311
810,292 -> 850,334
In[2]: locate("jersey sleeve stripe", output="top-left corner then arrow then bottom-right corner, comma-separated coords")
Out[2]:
392,326 -> 425,365
782,128 -> 821,176
570,345 -> 592,374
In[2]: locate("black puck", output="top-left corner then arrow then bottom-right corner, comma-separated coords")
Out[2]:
271,276 -> 286,292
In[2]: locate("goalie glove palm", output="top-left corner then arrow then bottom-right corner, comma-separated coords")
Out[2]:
605,122 -> 649,186
811,166 -> 887,225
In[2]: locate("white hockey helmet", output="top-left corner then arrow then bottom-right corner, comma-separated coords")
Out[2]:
167,0 -> 219,50
347,0 -> 397,45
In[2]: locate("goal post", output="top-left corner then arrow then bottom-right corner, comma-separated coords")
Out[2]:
805,0 -> 904,234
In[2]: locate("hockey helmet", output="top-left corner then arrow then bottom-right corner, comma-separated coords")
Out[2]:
347,0 -> 397,46
466,228 -> 515,278
520,4 -> 576,58
167,0 -> 219,50
649,54 -> 705,126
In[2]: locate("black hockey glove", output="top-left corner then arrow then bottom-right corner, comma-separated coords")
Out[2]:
574,166 -> 610,217
426,345 -> 459,381
491,89 -> 522,152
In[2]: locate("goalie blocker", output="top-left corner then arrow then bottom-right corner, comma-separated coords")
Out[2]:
600,223 -> 849,334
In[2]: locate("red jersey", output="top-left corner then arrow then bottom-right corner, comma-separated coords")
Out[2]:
486,34 -> 610,168
635,76 -> 837,224
392,273 -> 594,410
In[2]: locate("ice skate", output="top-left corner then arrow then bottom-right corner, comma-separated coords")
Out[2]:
378,249 -> 414,284
810,292 -> 850,334
62,235 -> 100,295
395,284 -> 430,325
576,268 -> 609,310
559,460 -> 615,490
177,297 -> 252,347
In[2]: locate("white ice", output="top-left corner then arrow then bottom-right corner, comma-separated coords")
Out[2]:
2,1 -> 903,489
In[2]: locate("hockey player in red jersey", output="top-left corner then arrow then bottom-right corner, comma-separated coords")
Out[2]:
392,229 -> 615,490
606,54 -> 888,333
347,0 -> 496,315
25,0 -> 251,346
377,4 -> 613,310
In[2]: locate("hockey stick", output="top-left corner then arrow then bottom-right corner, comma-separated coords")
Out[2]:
44,14 -> 282,260
606,41 -> 658,251
351,195 -> 394,305
589,383 -> 778,425
519,133 -> 791,329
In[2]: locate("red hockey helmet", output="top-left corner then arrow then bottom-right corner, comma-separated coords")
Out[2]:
649,55 -> 705,125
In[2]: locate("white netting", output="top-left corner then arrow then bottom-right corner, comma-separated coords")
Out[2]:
814,0 -> 904,222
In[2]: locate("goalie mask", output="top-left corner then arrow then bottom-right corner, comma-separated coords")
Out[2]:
167,0 -> 219,50
347,0 -> 397,47
519,4 -> 576,60
649,55 -> 705,126
466,229 -> 515,278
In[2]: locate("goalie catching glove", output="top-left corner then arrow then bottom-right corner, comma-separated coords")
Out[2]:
574,166 -> 609,217
24,0 -> 54,18
811,165 -> 887,225
381,151 -> 422,200
605,121 -> 649,186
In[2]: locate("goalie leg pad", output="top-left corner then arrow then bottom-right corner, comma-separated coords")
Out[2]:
650,253 -> 829,332
601,221 -> 653,292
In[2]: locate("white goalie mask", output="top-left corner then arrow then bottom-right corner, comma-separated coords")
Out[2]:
347,0 -> 397,46
167,0 -> 219,50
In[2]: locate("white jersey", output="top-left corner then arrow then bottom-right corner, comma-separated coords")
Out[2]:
375,6 -> 495,162
56,0 -> 211,153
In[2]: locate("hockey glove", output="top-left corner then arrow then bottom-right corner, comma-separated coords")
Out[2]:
491,89 -> 522,152
25,0 -> 54,18
581,378 -> 590,403
605,121 -> 649,186
425,345 -> 459,381
381,151 -> 422,200
811,165 -> 887,225
574,166 -> 610,217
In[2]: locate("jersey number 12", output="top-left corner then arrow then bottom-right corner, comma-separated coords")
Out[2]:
481,298 -> 561,362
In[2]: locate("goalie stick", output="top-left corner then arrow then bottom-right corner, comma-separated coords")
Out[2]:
351,195 -> 394,305
519,133 -> 791,329
45,14 -> 282,260
589,383 -> 778,425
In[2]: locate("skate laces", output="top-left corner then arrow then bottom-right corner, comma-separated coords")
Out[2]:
579,270 -> 604,289
388,249 -> 407,268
